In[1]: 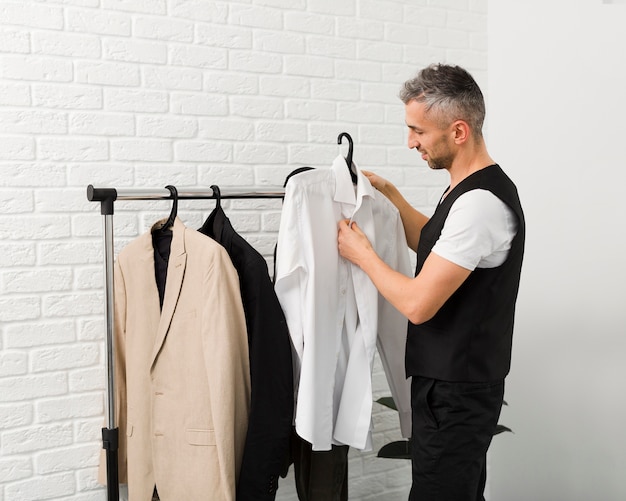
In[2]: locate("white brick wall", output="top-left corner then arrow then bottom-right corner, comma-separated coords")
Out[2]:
0,1 -> 487,499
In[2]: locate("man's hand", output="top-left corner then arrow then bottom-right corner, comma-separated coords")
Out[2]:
360,171 -> 429,251
361,170 -> 389,193
337,219 -> 375,268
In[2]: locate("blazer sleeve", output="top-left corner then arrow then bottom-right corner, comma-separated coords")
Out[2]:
235,251 -> 294,501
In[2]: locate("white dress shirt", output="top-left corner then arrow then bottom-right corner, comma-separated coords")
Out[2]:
274,155 -> 412,451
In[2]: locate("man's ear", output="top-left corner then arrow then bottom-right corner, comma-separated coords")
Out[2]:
452,120 -> 470,144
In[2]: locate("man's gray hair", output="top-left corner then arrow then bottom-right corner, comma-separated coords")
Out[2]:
399,63 -> 485,137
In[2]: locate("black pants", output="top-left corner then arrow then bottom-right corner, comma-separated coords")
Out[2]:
291,429 -> 349,501
409,377 -> 504,501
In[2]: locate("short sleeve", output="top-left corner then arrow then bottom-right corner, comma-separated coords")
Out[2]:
431,189 -> 518,271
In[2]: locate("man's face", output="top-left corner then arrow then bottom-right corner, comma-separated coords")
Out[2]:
404,100 -> 455,171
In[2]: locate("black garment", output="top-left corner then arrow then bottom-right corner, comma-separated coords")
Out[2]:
290,429 -> 349,501
408,377 -> 504,501
199,206 -> 294,501
151,231 -> 169,499
406,164 -> 525,382
151,229 -> 172,309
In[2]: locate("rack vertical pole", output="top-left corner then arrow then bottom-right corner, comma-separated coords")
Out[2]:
90,187 -> 119,501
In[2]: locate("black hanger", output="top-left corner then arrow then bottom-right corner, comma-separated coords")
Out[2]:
210,185 -> 221,209
162,185 -> 178,230
283,166 -> 315,187
337,132 -> 357,184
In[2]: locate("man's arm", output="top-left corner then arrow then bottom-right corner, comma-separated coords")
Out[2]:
338,220 -> 470,324
363,171 -> 429,251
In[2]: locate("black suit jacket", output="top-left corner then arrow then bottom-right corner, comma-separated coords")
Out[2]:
199,206 -> 294,501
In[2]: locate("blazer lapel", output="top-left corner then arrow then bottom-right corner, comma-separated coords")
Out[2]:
151,217 -> 187,367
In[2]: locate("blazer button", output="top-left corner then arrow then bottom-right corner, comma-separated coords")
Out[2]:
268,476 -> 277,494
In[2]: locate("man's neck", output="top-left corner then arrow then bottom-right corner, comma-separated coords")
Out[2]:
447,142 -> 494,191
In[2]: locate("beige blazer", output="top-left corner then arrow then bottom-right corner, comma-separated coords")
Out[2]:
99,217 -> 250,501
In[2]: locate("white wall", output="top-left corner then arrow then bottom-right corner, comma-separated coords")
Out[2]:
0,1 -> 487,500
487,0 -> 626,499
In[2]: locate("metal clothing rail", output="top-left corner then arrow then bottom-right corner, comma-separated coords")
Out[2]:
87,184 -> 285,501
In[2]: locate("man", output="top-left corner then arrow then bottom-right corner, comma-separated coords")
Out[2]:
337,63 -> 525,500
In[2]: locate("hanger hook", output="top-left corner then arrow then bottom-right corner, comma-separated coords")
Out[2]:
337,132 -> 357,183
210,185 -> 221,209
163,185 -> 178,229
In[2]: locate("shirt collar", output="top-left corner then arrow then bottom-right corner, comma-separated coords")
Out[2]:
332,154 -> 376,206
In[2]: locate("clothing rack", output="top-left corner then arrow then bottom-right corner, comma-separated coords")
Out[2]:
87,185 -> 285,501
88,131 -> 355,501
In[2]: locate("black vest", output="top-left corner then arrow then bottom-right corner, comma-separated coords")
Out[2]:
406,164 -> 525,382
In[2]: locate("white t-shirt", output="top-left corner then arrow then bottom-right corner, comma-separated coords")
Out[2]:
431,189 -> 518,271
